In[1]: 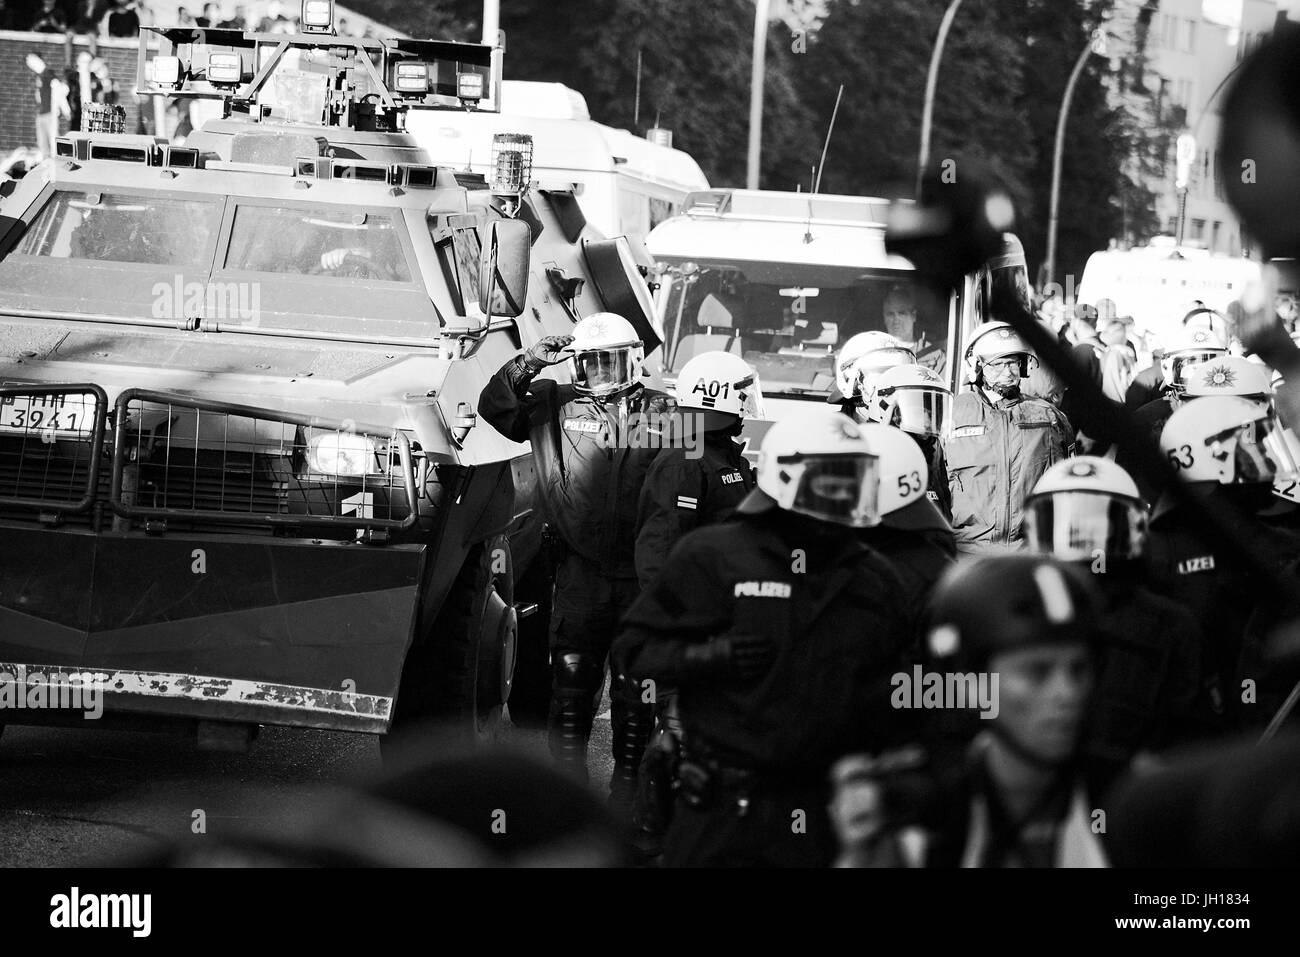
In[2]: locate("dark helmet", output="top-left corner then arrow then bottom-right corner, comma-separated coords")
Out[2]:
925,556 -> 1100,671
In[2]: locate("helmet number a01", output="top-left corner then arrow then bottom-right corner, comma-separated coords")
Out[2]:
897,470 -> 923,495
1167,444 -> 1194,471
692,379 -> 730,399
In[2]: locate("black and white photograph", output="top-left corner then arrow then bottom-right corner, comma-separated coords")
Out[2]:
0,0 -> 1295,934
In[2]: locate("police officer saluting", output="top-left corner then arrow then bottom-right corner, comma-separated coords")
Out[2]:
477,312 -> 670,816
613,409 -> 912,867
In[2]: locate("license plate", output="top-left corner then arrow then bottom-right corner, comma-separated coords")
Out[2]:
0,394 -> 97,437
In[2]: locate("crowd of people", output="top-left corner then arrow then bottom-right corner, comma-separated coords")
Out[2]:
475,270 -> 1300,866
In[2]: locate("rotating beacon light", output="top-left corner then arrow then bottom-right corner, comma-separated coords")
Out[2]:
490,133 -> 533,195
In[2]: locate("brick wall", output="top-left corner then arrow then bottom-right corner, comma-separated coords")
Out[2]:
0,30 -> 158,155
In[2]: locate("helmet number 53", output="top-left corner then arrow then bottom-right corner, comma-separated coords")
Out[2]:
1167,444 -> 1194,470
897,471 -> 923,495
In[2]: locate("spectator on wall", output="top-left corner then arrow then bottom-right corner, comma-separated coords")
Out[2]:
32,0 -> 69,32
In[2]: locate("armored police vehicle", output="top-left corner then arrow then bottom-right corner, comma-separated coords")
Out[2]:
0,4 -> 656,746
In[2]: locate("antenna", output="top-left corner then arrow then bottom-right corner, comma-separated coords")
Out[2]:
813,84 -> 844,194
634,49 -> 643,127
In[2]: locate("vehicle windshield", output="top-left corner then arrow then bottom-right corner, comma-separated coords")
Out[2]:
15,190 -> 220,268
657,260 -> 949,395
225,205 -> 412,283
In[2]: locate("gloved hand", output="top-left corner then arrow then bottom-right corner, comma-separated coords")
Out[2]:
523,335 -> 576,372
680,633 -> 775,682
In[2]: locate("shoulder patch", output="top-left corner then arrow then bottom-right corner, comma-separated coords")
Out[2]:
676,495 -> 698,511
563,418 -> 602,434
950,425 -> 985,439
718,469 -> 747,486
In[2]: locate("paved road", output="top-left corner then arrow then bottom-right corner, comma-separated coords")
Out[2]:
0,698 -> 614,867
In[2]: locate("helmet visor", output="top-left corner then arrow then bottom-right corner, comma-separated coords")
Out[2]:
852,348 -> 917,395
789,454 -> 880,527
1024,491 -> 1148,562
1168,351 -> 1225,393
735,371 -> 765,419
1209,415 -> 1298,484
886,387 -> 950,437
572,348 -> 633,395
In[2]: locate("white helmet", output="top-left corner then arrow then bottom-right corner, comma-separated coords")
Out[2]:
1161,395 -> 1296,485
568,312 -> 644,397
1180,353 -> 1272,400
756,409 -> 881,527
1160,325 -> 1228,396
834,331 -> 916,399
863,364 -> 951,437
854,422 -> 929,514
1024,456 -> 1149,563
964,321 -> 1038,384
674,351 -> 764,418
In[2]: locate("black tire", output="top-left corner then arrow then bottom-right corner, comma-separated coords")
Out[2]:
385,536 -> 514,754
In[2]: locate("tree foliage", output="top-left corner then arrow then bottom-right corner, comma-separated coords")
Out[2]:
349,0 -> 1170,285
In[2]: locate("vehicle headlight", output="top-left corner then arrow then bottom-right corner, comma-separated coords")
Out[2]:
307,431 -> 380,477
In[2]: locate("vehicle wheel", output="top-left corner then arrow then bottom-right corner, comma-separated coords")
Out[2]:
507,553 -> 554,730
385,536 -> 514,753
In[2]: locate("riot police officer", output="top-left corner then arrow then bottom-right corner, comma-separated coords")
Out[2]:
942,321 -> 1074,553
829,331 -> 916,413
629,350 -> 761,857
635,351 -> 761,587
854,422 -> 956,612
829,556 -> 1112,868
862,363 -> 953,521
613,408 -> 912,867
477,312 -> 670,814
1023,456 -> 1202,776
1150,394 -> 1300,732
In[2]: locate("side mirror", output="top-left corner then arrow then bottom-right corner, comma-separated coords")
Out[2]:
478,218 -> 531,319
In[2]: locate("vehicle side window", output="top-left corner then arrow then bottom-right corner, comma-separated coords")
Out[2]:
16,191 -> 220,268
224,204 -> 412,282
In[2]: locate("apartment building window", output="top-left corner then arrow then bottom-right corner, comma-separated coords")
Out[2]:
1191,218 -> 1206,241
1211,221 -> 1222,252
1183,19 -> 1197,53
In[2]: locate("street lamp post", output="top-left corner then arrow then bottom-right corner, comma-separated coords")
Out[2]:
1043,29 -> 1106,292
747,0 -> 770,190
917,0 -> 965,198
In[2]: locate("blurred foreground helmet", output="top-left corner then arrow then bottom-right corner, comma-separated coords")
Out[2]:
964,320 -> 1038,383
673,351 -> 763,418
853,423 -> 929,514
1180,353 -> 1272,401
835,331 -> 916,399
756,410 -> 881,527
1024,456 -> 1148,563
1160,325 -> 1228,396
568,312 -> 644,396
1161,395 -> 1296,485
863,364 -> 951,437
925,556 -> 1100,671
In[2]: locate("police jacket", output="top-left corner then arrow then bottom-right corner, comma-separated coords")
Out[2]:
1086,572 -> 1202,766
478,356 -> 672,578
613,507 -> 912,776
860,497 -> 956,618
942,389 -> 1074,551
1145,485 -> 1300,728
634,426 -> 753,589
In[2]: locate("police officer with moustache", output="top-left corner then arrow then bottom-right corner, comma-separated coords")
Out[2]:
1150,394 -> 1300,733
942,322 -> 1075,553
1023,457 -> 1202,780
613,409 -> 913,867
829,557 -> 1112,868
477,312 -> 671,816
